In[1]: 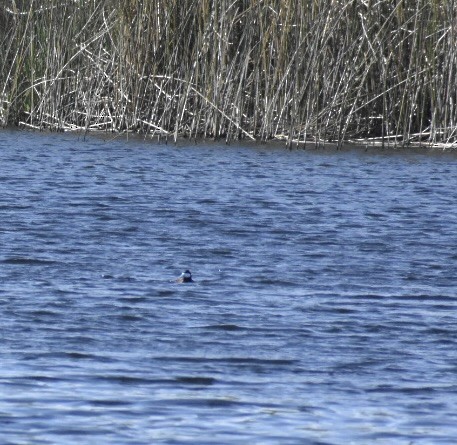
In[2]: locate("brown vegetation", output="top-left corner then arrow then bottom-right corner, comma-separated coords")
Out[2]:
1,0 -> 456,147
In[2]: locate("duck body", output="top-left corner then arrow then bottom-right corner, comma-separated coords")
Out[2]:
176,270 -> 194,283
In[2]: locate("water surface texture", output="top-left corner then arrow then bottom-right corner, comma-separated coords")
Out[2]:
1,130 -> 457,444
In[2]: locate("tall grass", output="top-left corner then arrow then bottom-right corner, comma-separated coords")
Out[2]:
1,0 -> 456,146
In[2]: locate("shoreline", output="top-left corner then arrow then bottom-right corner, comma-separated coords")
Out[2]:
2,125 -> 456,152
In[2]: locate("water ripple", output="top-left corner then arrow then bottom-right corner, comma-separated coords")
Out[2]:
1,131 -> 457,444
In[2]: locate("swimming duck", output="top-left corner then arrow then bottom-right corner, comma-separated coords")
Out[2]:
176,270 -> 194,283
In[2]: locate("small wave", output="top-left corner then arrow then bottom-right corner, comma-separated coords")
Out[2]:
25,309 -> 62,318
155,289 -> 178,297
175,376 -> 216,385
159,397 -> 242,408
19,374 -> 72,383
117,296 -> 148,304
2,257 -> 57,265
93,375 -> 171,385
113,313 -> 145,322
203,324 -> 243,331
21,351 -> 112,362
368,384 -> 438,394
154,356 -> 297,366
88,399 -> 132,407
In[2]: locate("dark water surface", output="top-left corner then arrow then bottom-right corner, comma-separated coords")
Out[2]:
1,130 -> 457,444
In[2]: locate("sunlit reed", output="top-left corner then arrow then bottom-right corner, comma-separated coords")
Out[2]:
1,0 -> 456,147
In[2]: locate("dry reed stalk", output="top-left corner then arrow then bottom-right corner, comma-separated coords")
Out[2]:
0,0 -> 456,147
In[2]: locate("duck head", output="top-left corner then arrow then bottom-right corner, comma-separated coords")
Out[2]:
177,269 -> 193,283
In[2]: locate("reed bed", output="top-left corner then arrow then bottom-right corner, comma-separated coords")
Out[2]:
1,0 -> 456,147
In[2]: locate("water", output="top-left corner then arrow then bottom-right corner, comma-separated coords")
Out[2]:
1,130 -> 457,444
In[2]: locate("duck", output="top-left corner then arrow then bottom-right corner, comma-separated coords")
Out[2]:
176,269 -> 194,283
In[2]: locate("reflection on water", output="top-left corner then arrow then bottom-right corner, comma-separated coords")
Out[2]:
1,130 -> 457,444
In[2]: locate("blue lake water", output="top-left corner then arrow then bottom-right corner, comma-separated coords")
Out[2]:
1,129 -> 457,444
